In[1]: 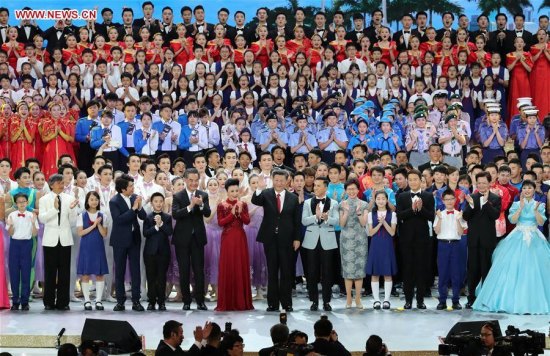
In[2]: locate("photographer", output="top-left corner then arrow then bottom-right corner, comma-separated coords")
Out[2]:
364,335 -> 390,356
480,323 -> 511,356
310,319 -> 351,356
259,324 -> 289,356
200,323 -> 223,356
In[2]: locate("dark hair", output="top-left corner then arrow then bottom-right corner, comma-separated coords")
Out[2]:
344,178 -> 360,190
315,176 -> 329,187
98,165 -> 113,176
162,320 -> 182,339
115,174 -> 134,193
58,164 -> 76,176
370,166 -> 385,176
184,168 -> 200,179
150,192 -> 165,202
24,158 -> 40,168
84,191 -> 101,211
225,178 -> 240,190
441,189 -> 455,199
272,169 -> 290,179
220,332 -> 243,351
313,319 -> 333,338
365,334 -> 384,355
521,179 -> 536,190
475,171 -> 491,183
270,324 -> 290,344
13,192 -> 28,203
57,343 -> 78,356
14,167 -> 31,181
407,169 -> 422,179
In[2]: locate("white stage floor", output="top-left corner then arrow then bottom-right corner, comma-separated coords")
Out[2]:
1,295 -> 549,354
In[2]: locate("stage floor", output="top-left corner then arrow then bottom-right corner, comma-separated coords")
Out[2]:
1,295 -> 549,354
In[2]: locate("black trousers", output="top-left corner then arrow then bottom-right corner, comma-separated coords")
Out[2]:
43,242 -> 71,308
467,245 -> 494,304
264,241 -> 294,308
144,253 -> 170,304
306,241 -> 334,304
113,244 -> 141,304
400,242 -> 430,304
103,151 -> 122,172
78,143 -> 96,176
175,239 -> 205,304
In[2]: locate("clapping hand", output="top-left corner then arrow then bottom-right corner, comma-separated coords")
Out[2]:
70,199 -> 79,209
95,216 -> 103,226
465,194 -> 473,205
132,196 -> 142,210
154,214 -> 162,226
315,203 -> 322,220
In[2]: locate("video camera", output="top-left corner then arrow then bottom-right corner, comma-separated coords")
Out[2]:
272,342 -> 315,356
494,325 -> 546,356
439,331 -> 482,355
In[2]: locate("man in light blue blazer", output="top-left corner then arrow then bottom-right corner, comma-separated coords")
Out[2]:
301,176 -> 339,312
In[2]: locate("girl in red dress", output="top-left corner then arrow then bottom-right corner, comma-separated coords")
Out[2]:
419,27 -> 441,54
286,26 -> 311,55
171,24 -> 192,68
232,35 -> 247,68
374,27 -> 398,70
1,27 -> 24,71
436,36 -> 456,76
29,103 -> 43,163
358,36 -> 372,63
507,37 -> 533,121
9,101 -> 37,169
39,103 -> 75,178
0,104 -> 11,159
122,34 -> 137,64
329,25 -> 349,63
470,35 -> 491,68
250,25 -> 273,68
308,34 -> 324,75
33,35 -> 50,65
407,35 -> 424,71
275,36 -> 294,70
93,35 -> 111,63
530,29 -> 550,119
78,27 -> 94,52
62,34 -> 82,68
215,178 -> 253,311
207,24 -> 232,63
148,33 -> 165,65
452,28 -> 476,61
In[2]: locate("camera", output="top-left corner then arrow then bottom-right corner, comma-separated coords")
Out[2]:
273,342 -> 315,356
438,332 -> 482,355
494,325 -> 546,355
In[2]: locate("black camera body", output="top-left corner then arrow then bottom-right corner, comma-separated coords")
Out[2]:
439,333 -> 482,355
494,326 -> 546,355
273,342 -> 315,356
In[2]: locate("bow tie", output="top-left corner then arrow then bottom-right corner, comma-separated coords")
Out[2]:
411,192 -> 420,198
101,187 -> 110,192
112,63 -> 119,66
18,213 -> 26,217
144,182 -> 153,188
403,30 -> 411,34
23,25 -> 31,28
516,30 -> 522,33
0,26 -> 7,30
316,28 -> 324,32
446,211 -> 454,215
315,198 -> 326,204
56,29 -> 63,33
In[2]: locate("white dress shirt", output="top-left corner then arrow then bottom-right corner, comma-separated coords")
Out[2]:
6,210 -> 39,240
434,209 -> 467,240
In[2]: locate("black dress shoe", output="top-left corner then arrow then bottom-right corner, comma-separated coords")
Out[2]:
266,306 -> 279,312
197,303 -> 208,311
21,304 -> 29,311
44,305 -> 55,310
310,302 -> 318,311
57,305 -> 70,311
436,302 -> 447,310
323,303 -> 332,311
10,304 -> 19,311
132,302 -> 145,311
147,303 -> 156,311
113,303 -> 125,311
465,302 -> 473,309
284,306 -> 293,312
452,302 -> 462,310
158,303 -> 167,311
403,302 -> 412,310
417,302 -> 427,309
182,303 -> 191,310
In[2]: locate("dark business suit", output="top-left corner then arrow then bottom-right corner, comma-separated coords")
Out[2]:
43,26 -> 72,53
396,190 -> 435,304
251,188 -> 301,309
462,191 -> 501,304
488,29 -> 515,59
117,24 -> 140,42
310,338 -> 351,356
155,340 -> 200,356
411,28 -> 429,43
109,193 -> 147,304
392,29 -> 413,51
418,161 -> 443,174
143,211 -> 173,304
95,22 -> 121,38
133,18 -> 162,34
172,189 -> 211,305
17,24 -> 43,45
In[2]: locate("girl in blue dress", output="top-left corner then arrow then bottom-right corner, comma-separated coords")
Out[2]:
77,191 -> 109,311
473,180 -> 550,314
366,191 -> 398,310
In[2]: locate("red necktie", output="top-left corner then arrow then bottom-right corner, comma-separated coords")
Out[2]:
244,143 -> 248,151
276,193 -> 281,213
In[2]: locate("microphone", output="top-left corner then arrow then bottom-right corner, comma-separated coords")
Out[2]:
57,328 -> 66,338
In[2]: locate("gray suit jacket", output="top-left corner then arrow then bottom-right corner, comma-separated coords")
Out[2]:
301,198 -> 339,250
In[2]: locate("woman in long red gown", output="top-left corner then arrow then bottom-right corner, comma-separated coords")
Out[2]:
530,29 -> 550,119
507,37 -> 533,122
9,102 -> 37,170
250,25 -> 273,68
1,27 -> 24,72
216,178 -> 253,311
38,103 -> 75,178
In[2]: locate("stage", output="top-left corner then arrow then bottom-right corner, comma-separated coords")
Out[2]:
1,293 -> 549,355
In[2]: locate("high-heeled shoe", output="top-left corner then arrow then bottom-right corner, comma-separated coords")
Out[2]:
355,300 -> 364,309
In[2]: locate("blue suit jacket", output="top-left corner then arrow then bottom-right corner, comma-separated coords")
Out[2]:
90,126 -> 130,157
109,193 -> 146,249
75,117 -> 99,143
178,125 -> 192,150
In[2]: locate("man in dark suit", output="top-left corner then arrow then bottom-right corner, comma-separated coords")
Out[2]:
411,11 -> 429,43
143,192 -> 173,311
95,7 -> 121,39
43,21 -> 72,53
155,320 -> 211,356
133,1 -> 161,34
470,14 -> 491,46
418,144 -> 444,173
185,5 -> 215,40
462,171 -> 501,308
110,174 -> 147,312
310,319 -> 351,356
259,324 -> 289,356
436,12 -> 457,42
117,8 -> 140,42
0,7 -> 9,46
364,9 -> 383,44
251,169 -> 302,312
159,6 -> 178,46
396,169 -> 435,309
172,168 -> 211,311
488,13 -> 514,59
16,10 -> 42,45
511,13 -> 534,50
269,12 -> 293,41
345,13 -> 368,45
392,14 -> 414,51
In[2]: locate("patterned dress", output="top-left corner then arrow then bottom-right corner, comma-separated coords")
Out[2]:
338,198 -> 368,279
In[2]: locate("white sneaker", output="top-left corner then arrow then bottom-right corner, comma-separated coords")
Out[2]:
106,296 -> 117,303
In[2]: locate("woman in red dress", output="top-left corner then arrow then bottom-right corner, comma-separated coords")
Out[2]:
29,103 -> 43,163
9,101 -> 37,169
286,26 -> 311,56
275,36 -> 294,70
1,27 -> 24,71
507,37 -> 533,121
0,103 -> 11,160
207,24 -> 232,63
215,178 -> 253,311
39,103 -> 75,178
250,25 -> 273,68
171,24 -> 192,68
308,34 -> 324,75
104,27 -> 122,52
530,29 -> 550,119
148,33 -> 165,65
452,28 -> 476,61
328,25 -> 349,63
62,34 -> 82,68
93,35 -> 111,63
470,35 -> 492,68
436,36 -> 456,76
374,27 -> 398,70
407,35 -> 424,70
33,35 -> 50,65
419,27 -> 441,54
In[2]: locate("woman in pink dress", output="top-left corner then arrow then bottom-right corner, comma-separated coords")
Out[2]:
204,178 -> 223,302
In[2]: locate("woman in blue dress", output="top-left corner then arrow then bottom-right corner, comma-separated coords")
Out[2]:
473,180 -> 550,314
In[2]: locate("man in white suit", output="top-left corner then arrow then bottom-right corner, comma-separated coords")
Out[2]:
38,174 -> 79,310
301,176 -> 339,312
